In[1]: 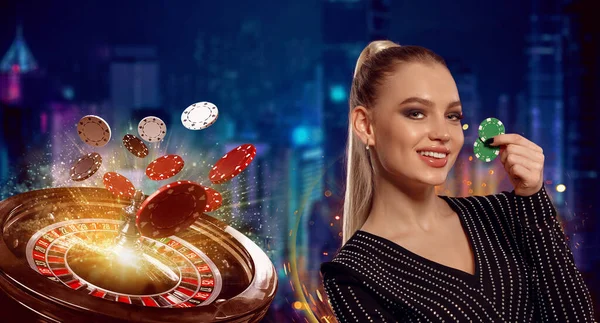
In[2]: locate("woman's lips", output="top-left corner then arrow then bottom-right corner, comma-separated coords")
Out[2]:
417,152 -> 448,168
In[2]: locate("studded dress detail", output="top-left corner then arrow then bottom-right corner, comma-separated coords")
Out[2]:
320,185 -> 596,322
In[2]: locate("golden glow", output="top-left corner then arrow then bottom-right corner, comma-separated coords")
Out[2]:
113,246 -> 140,267
293,301 -> 303,310
556,184 -> 566,193
462,124 -> 469,130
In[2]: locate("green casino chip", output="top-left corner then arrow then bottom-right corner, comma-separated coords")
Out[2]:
473,139 -> 500,162
478,117 -> 505,143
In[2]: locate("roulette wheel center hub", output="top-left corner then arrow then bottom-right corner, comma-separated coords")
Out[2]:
114,190 -> 145,249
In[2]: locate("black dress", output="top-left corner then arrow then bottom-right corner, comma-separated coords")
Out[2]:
320,185 -> 596,322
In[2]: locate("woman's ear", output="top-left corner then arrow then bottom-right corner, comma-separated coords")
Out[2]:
351,106 -> 375,146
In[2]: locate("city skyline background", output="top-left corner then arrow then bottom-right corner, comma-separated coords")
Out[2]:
0,0 -> 598,321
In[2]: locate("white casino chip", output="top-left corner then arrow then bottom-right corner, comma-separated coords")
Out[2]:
138,116 -> 167,142
77,115 -> 111,147
181,101 -> 219,130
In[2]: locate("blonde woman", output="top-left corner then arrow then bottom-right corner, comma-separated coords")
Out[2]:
319,40 -> 596,322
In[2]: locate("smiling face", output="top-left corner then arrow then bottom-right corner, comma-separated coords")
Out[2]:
368,61 -> 465,187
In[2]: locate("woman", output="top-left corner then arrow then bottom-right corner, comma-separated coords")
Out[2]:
319,40 -> 596,322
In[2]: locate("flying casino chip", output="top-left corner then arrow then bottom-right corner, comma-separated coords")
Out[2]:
473,139 -> 500,162
138,116 -> 167,142
203,186 -> 223,212
209,144 -> 256,184
77,115 -> 111,147
122,134 -> 148,158
145,154 -> 185,181
181,101 -> 219,130
102,172 -> 136,199
70,152 -> 102,181
136,180 -> 207,238
478,117 -> 505,143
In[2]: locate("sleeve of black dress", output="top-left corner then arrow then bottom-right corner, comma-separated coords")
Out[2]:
321,263 -> 399,323
503,185 -> 596,322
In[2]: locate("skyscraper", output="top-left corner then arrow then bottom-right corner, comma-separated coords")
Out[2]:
0,24 -> 44,186
527,0 -> 598,276
526,0 -> 566,206
321,0 -> 390,197
109,46 -> 161,131
562,0 -> 600,272
0,24 -> 38,105
0,24 -> 38,73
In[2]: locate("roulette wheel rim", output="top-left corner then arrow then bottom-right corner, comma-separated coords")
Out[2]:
0,187 -> 277,322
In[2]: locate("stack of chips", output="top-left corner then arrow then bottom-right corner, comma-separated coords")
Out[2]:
473,118 -> 505,162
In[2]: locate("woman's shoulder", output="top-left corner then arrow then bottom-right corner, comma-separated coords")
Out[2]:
439,188 -> 519,215
319,232 -> 375,279
441,189 -> 514,204
320,257 -> 371,288
320,260 -> 354,278
441,186 -> 554,227
447,185 -> 550,208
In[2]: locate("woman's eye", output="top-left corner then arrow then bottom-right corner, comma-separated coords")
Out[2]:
407,111 -> 424,118
405,110 -> 464,121
449,113 -> 464,121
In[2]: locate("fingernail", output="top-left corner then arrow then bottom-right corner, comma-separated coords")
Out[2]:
485,137 -> 494,145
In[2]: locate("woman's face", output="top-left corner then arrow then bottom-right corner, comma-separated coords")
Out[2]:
370,62 -> 464,187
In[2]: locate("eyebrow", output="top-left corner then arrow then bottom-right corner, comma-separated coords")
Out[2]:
399,97 -> 462,109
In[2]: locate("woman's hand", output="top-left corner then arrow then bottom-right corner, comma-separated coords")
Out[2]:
488,134 -> 545,197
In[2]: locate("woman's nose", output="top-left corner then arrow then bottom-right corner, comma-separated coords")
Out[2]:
431,132 -> 450,141
429,121 -> 451,141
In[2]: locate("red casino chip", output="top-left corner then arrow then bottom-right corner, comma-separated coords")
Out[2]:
202,186 -> 222,212
145,155 -> 185,181
136,181 -> 207,238
209,144 -> 256,184
103,172 -> 136,199
123,134 -> 148,158
70,152 -> 102,182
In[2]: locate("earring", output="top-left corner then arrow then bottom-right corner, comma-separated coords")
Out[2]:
366,139 -> 370,151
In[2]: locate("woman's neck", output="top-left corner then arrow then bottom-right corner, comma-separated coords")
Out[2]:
362,177 -> 450,236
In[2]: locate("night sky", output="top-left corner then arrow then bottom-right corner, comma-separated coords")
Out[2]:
0,0 -> 529,111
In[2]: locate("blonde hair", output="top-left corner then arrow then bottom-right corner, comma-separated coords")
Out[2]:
342,40 -> 447,245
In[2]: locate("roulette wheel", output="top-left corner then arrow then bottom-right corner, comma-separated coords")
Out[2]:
0,186 -> 277,322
